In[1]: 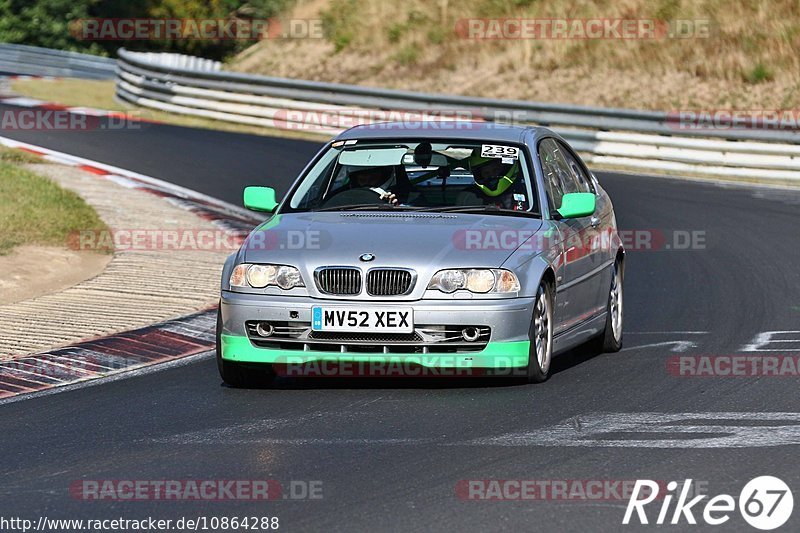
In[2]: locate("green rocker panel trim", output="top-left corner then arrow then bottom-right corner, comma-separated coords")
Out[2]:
220,334 -> 530,368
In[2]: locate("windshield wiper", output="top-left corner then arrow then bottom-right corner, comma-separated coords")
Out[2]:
415,205 -> 542,218
315,204 -> 424,212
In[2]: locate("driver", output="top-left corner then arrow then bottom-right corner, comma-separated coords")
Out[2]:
348,166 -> 399,205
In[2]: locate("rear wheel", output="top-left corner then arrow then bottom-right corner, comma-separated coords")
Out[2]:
216,308 -> 274,388
592,259 -> 624,353
526,282 -> 554,383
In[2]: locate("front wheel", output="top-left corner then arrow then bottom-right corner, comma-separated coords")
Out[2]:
592,259 -> 624,353
526,282 -> 554,383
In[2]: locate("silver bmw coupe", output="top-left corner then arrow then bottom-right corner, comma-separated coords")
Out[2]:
217,122 -> 624,386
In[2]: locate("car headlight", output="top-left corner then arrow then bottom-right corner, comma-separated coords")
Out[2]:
427,269 -> 520,294
230,264 -> 305,289
247,264 -> 277,288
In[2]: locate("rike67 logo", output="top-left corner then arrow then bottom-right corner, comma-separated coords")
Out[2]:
623,476 -> 793,530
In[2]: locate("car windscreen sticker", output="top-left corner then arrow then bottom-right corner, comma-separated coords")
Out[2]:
481,144 -> 519,160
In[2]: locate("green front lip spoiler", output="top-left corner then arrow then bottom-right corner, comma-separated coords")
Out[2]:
220,334 -> 530,368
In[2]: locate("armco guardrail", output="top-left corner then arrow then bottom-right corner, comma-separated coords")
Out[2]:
116,48 -> 800,182
0,43 -> 116,79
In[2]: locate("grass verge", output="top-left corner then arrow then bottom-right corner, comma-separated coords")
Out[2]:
0,147 -> 109,255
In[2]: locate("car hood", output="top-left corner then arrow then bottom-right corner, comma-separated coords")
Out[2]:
242,211 -> 544,269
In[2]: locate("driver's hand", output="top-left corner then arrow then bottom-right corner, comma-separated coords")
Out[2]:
380,192 -> 399,205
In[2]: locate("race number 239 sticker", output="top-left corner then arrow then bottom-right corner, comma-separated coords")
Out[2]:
481,144 -> 519,160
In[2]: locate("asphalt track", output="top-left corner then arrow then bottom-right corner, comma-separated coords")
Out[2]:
1,104 -> 800,531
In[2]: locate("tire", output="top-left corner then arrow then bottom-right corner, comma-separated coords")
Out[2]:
592,259 -> 624,353
216,308 -> 274,388
526,282 -> 554,383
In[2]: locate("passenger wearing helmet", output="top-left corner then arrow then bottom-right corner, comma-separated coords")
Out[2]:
456,150 -> 527,210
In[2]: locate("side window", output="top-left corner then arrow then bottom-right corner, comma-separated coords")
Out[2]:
538,139 -> 564,211
557,140 -> 594,193
538,138 -> 579,211
550,142 -> 581,194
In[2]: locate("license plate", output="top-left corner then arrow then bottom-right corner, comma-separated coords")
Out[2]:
312,307 -> 414,333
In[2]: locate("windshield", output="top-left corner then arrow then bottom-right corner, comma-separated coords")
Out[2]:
285,140 -> 538,215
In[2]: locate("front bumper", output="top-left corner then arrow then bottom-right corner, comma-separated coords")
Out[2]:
220,291 -> 534,368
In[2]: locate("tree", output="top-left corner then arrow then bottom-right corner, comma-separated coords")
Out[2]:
0,0 -> 291,59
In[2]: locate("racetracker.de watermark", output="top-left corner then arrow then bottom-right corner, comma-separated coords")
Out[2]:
455,18 -> 712,40
68,229 -> 327,252
454,228 -> 705,253
0,110 -> 141,132
667,109 -> 800,131
69,479 -> 322,501
456,479 -> 707,501
271,358 -> 550,378
273,109 -> 480,131
667,355 -> 800,377
71,18 -> 323,41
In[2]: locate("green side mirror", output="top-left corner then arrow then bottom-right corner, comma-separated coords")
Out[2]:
243,186 -> 278,212
557,192 -> 596,219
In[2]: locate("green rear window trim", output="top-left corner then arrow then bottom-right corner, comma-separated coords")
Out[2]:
220,334 -> 530,368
